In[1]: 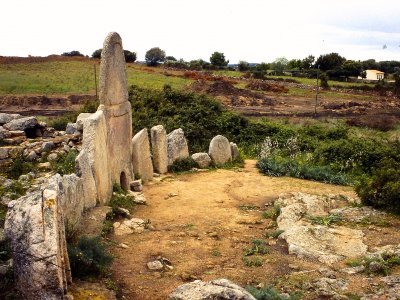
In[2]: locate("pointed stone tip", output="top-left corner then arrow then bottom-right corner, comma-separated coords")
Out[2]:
103,32 -> 122,48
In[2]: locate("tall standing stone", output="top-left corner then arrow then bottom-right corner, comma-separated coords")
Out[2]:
132,128 -> 153,182
98,32 -> 133,190
209,135 -> 232,165
151,125 -> 168,174
167,128 -> 189,166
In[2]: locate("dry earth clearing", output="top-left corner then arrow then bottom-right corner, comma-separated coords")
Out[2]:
104,160 -> 400,300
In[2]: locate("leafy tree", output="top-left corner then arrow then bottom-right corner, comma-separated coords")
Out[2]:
287,59 -> 303,70
302,55 -> 315,69
271,57 -> 288,75
91,49 -> 136,63
361,59 -> 379,70
92,49 -> 102,59
210,52 -> 229,68
165,56 -> 177,61
145,47 -> 166,66
341,60 -> 362,79
315,53 -> 346,71
62,50 -> 84,57
124,50 -> 136,63
238,61 -> 250,72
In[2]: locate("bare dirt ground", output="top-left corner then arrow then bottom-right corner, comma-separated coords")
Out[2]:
108,160 -> 394,300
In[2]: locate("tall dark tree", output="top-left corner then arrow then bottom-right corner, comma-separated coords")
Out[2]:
302,55 -> 315,69
62,50 -> 84,57
145,47 -> 166,66
238,61 -> 250,71
210,52 -> 229,68
315,53 -> 346,71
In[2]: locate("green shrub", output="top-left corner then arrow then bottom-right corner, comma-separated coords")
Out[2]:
262,204 -> 281,221
355,160 -> 400,211
246,286 -> 301,300
48,113 -> 77,131
242,256 -> 263,267
168,157 -> 198,173
53,150 -> 78,175
108,184 -> 135,212
67,236 -> 113,278
6,157 -> 35,179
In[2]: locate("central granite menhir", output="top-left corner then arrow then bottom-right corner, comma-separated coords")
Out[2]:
98,32 -> 133,190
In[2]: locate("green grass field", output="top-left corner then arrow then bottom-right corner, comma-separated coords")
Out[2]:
0,60 -> 375,96
0,61 -> 191,95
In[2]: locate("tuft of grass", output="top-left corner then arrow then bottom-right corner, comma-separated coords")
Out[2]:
262,204 -> 281,221
308,214 -> 342,226
244,239 -> 270,256
246,285 -> 302,300
266,229 -> 285,239
240,204 -> 260,211
345,258 -> 363,267
242,256 -> 263,267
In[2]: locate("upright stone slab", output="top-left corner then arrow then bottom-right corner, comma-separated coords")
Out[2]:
79,111 -> 112,204
5,175 -> 71,300
209,135 -> 232,165
132,128 -> 153,182
167,128 -> 189,166
151,125 -> 168,174
230,142 -> 240,161
99,32 -> 133,190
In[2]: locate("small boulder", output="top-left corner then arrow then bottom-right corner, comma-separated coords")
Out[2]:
209,135 -> 232,166
191,153 -> 211,168
168,279 -> 256,300
65,123 -> 78,134
26,151 -> 38,162
0,113 -> 22,125
0,148 -> 9,160
41,141 -> 55,153
147,260 -> 164,271
3,116 -> 37,131
47,153 -> 58,162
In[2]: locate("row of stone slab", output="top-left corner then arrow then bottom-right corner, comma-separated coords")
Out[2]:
132,126 -> 240,182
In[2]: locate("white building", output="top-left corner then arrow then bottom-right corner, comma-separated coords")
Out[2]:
364,69 -> 385,81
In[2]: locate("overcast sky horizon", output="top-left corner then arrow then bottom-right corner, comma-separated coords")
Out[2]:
1,0 -> 399,63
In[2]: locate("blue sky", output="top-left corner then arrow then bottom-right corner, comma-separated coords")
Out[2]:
1,0 -> 399,63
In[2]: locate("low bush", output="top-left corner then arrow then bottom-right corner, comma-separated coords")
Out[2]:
168,157 -> 198,173
53,150 -> 78,175
67,236 -> 113,278
257,155 -> 350,185
6,157 -> 35,179
355,160 -> 400,211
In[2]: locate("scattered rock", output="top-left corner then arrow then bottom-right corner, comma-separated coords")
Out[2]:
168,278 -> 256,300
191,152 -> 211,168
147,260 -> 164,271
26,150 -> 38,161
47,153 -> 58,161
340,266 -> 365,274
65,122 -> 78,134
130,179 -> 143,192
118,243 -> 130,249
41,141 -> 55,153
